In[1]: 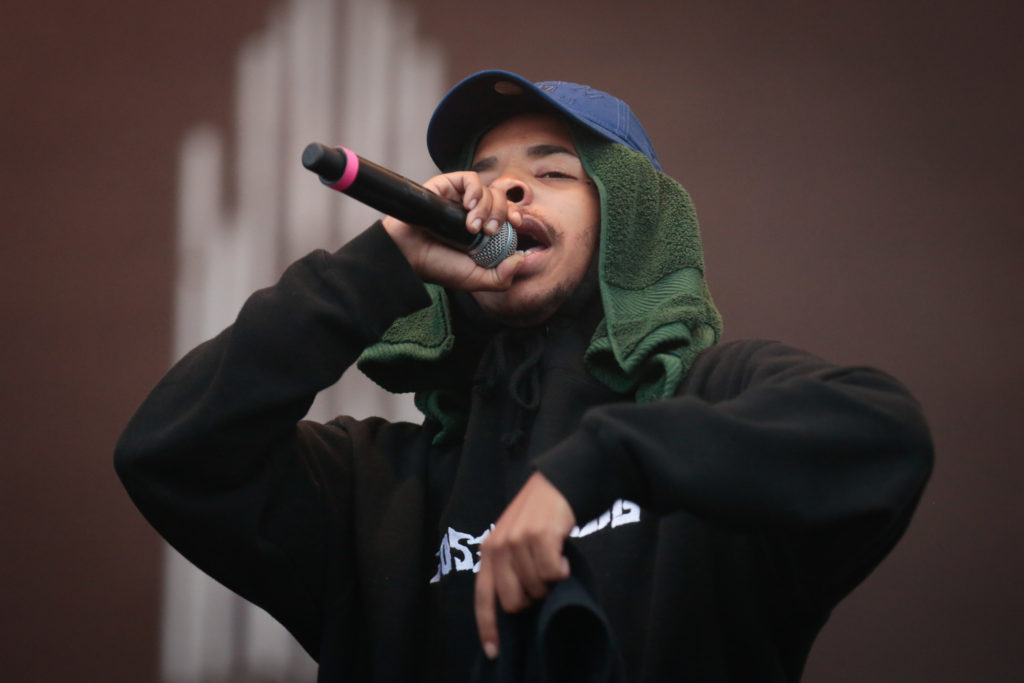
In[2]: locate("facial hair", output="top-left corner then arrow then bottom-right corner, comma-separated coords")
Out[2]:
476,220 -> 599,328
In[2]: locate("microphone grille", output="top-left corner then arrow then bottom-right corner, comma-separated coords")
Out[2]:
469,221 -> 518,269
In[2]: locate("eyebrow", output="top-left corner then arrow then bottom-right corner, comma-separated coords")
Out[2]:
471,144 -> 579,173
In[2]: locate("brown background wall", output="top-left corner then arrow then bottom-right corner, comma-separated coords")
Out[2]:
2,0 -> 1021,680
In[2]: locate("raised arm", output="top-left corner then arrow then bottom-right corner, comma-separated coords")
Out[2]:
114,224 -> 431,652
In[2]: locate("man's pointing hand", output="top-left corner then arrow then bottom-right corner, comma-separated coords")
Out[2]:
474,472 -> 576,660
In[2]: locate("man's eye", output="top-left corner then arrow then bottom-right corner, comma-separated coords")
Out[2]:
540,171 -> 575,179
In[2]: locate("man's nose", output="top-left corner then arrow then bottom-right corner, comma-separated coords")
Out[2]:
491,175 -> 531,205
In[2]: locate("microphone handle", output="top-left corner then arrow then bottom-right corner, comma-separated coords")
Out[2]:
301,143 -> 516,264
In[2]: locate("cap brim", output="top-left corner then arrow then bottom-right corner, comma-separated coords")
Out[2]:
427,70 -> 595,171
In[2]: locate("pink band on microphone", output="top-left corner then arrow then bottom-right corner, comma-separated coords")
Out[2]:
329,147 -> 360,191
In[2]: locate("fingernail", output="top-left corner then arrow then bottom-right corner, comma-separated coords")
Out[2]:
484,642 -> 499,660
471,218 -> 482,231
485,219 -> 500,234
468,197 -> 478,210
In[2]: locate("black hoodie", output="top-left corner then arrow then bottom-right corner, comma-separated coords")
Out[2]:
115,222 -> 932,682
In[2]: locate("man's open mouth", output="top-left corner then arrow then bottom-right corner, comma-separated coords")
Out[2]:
515,219 -> 553,255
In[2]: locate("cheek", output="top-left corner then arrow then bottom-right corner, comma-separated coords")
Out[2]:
564,223 -> 599,277
560,194 -> 599,241
577,196 -> 600,247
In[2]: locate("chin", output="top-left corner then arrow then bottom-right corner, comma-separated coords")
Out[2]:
474,281 -> 573,327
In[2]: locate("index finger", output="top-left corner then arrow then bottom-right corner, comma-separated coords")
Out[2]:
423,172 -> 495,236
425,172 -> 484,209
474,551 -> 500,660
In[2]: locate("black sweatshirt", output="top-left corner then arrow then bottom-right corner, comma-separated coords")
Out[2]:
115,223 -> 933,682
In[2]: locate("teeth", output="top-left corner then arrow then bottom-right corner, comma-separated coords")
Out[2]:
516,246 -> 545,255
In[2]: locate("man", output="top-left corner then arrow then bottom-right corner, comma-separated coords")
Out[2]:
116,70 -> 933,682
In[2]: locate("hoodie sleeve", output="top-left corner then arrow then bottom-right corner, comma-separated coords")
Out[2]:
113,222 -> 431,654
534,339 -> 933,604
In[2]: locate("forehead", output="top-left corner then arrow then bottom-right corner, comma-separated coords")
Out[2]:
472,113 -> 576,160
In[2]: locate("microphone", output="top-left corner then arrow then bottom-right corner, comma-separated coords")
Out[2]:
301,143 -> 517,268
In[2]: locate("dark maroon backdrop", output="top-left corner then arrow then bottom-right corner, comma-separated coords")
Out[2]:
2,1 -> 1021,680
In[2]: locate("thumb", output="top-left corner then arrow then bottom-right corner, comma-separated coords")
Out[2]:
476,253 -> 525,291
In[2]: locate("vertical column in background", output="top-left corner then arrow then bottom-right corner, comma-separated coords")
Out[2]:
169,0 -> 445,680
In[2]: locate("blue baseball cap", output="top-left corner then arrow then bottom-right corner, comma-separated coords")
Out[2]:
426,69 -> 661,172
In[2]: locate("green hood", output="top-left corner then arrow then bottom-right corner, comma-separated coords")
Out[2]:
357,130 -> 722,441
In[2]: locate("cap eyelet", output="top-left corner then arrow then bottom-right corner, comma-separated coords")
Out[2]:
493,81 -> 524,96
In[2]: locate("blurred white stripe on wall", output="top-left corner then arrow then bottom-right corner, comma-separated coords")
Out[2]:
170,0 -> 445,679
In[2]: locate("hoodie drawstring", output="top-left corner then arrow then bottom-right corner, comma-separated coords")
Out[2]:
476,328 -> 547,450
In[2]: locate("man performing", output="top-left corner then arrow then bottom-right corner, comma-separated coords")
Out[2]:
115,70 -> 933,681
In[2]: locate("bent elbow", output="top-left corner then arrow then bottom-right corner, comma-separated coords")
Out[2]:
891,396 -> 935,497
